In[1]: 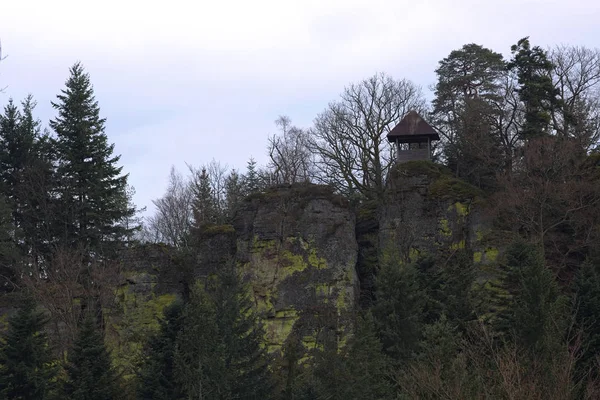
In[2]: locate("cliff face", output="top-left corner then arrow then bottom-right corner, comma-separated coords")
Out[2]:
380,161 -> 483,262
379,160 -> 502,287
233,185 -> 358,353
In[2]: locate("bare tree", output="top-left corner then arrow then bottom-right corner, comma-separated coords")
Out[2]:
267,116 -> 314,185
550,45 -> 600,149
309,72 -> 426,202
23,245 -> 122,360
145,166 -> 194,247
487,71 -> 523,173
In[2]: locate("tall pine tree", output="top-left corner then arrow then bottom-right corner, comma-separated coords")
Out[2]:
0,96 -> 55,266
50,62 -> 136,252
211,265 -> 274,399
495,240 -> 566,354
137,300 -> 185,400
373,251 -> 426,362
62,313 -> 119,400
0,295 -> 58,399
175,266 -> 274,399
508,37 -> 562,138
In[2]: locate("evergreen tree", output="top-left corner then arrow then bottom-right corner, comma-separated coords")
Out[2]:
244,157 -> 260,194
138,301 -> 185,400
63,313 -> 119,400
373,252 -> 426,362
0,195 -> 18,292
0,99 -> 24,201
508,37 -> 562,138
336,312 -> 393,400
224,169 -> 244,220
0,95 -> 55,265
190,167 -> 217,227
432,43 -> 506,187
574,257 -> 600,374
174,282 -> 224,400
50,62 -> 136,251
0,295 -> 58,399
429,249 -> 476,330
497,240 -> 566,354
210,265 -> 274,399
175,267 -> 274,399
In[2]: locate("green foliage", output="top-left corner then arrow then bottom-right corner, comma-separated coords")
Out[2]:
63,314 -> 120,400
174,267 -> 274,399
50,62 -> 136,251
224,168 -> 244,219
245,157 -> 261,194
574,257 -> 600,374
422,249 -> 477,330
428,176 -> 484,201
137,300 -> 185,400
508,37 -> 562,138
191,167 -> 218,227
373,252 -> 425,362
0,195 -> 18,291
496,240 -> 567,354
289,312 -> 393,400
432,43 -> 507,188
0,295 -> 59,399
174,283 -> 222,399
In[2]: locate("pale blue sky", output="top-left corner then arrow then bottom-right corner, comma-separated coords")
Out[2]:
1,0 -> 599,215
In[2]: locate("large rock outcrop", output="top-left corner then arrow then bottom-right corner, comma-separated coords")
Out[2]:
233,184 -> 359,353
379,161 -> 497,268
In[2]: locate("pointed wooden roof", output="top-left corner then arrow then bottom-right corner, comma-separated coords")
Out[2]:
387,110 -> 440,142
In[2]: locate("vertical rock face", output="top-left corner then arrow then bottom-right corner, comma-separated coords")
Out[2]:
233,184 -> 358,353
380,161 -> 486,263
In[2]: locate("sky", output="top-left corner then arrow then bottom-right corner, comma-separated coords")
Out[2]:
1,0 -> 599,217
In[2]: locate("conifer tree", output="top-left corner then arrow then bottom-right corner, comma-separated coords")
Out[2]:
63,313 -> 119,400
244,157 -> 261,194
174,282 -> 224,399
175,267 -> 274,399
0,295 -> 58,399
50,62 -> 136,251
137,301 -> 185,400
211,265 -> 274,399
337,312 -> 393,400
508,37 -> 562,138
0,195 -> 18,291
373,252 -> 426,362
190,167 -> 217,227
224,169 -> 244,220
429,249 -> 476,329
574,257 -> 600,373
496,240 -> 566,354
0,96 -> 55,265
0,99 -> 24,201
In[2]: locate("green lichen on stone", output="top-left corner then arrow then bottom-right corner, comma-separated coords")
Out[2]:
275,309 -> 298,319
485,248 -> 499,262
314,283 -> 331,297
439,218 -> 452,237
473,251 -> 482,263
307,247 -> 327,270
450,240 -> 466,250
264,315 -> 298,349
107,285 -> 177,381
454,201 -> 469,217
